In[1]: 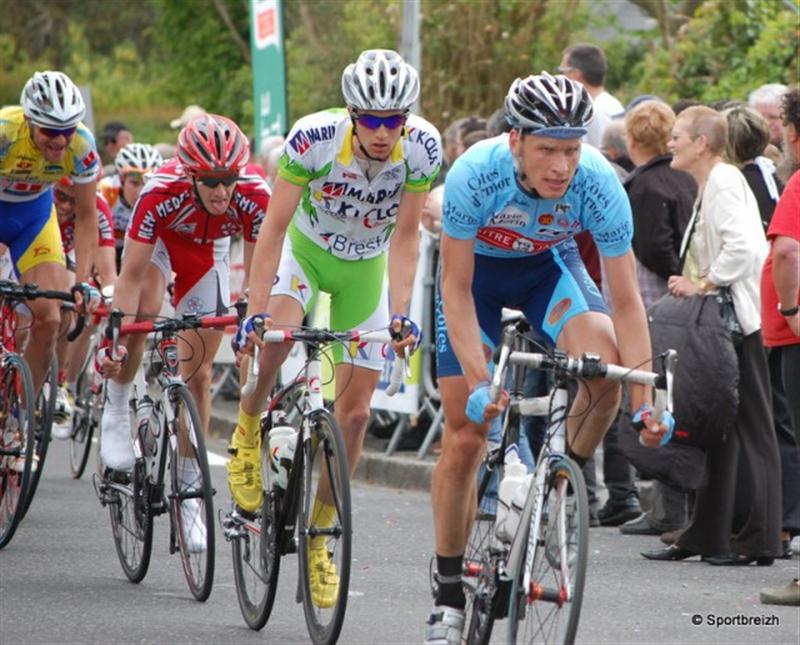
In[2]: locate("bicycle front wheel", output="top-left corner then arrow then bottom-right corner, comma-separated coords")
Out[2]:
168,385 -> 215,601
109,460 -> 154,582
507,457 -> 588,645
21,357 -> 57,519
0,353 -> 36,549
297,409 -> 352,645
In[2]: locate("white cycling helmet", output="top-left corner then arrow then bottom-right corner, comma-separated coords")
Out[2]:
21,70 -> 86,129
114,143 -> 163,175
504,72 -> 594,139
341,49 -> 419,111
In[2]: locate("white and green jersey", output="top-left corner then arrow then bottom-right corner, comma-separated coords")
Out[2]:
278,108 -> 442,260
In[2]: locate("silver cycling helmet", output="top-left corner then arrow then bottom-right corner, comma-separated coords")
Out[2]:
114,143 -> 164,175
21,70 -> 86,129
504,72 -> 594,138
341,49 -> 420,111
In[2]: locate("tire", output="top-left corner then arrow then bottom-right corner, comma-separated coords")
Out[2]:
109,459 -> 154,583
168,385 -> 215,601
20,357 -> 57,519
0,354 -> 36,549
69,342 -> 99,479
506,457 -> 588,645
231,484 -> 282,630
297,409 -> 352,645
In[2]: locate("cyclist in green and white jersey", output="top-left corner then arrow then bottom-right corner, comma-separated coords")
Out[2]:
230,49 -> 441,608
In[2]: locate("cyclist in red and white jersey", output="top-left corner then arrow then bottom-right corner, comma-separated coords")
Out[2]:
98,143 -> 163,269
50,177 -> 116,438
100,114 -> 269,475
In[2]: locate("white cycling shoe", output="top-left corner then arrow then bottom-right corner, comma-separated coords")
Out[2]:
425,605 -> 465,645
100,404 -> 135,472
180,498 -> 208,553
51,386 -> 75,440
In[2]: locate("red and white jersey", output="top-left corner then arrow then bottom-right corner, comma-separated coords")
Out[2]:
127,159 -> 268,246
58,194 -> 115,255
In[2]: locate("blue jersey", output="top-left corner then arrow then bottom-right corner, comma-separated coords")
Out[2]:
442,135 -> 632,258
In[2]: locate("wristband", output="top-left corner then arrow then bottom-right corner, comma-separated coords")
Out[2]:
778,304 -> 799,317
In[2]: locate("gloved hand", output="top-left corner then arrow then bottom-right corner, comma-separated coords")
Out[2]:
633,403 -> 675,447
232,313 -> 269,354
390,314 -> 421,355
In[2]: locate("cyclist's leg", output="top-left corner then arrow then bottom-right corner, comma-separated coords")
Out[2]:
523,240 -> 618,462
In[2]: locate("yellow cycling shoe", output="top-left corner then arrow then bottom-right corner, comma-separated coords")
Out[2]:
308,547 -> 340,608
226,429 -> 263,513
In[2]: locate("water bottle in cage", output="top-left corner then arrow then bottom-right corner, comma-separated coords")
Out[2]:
136,395 -> 157,457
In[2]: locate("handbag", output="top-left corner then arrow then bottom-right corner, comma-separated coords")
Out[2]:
715,286 -> 744,347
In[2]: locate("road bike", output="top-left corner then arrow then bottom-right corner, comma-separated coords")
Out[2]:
222,325 -> 406,644
0,281 -> 76,548
94,309 -> 237,600
462,311 -> 676,645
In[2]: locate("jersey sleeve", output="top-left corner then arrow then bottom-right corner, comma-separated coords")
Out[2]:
767,172 -> 800,241
239,173 -> 270,243
69,125 -> 100,184
277,112 -> 336,187
404,118 -> 442,193
579,156 -> 633,257
126,191 -> 160,244
441,156 -> 484,240
96,196 -> 115,248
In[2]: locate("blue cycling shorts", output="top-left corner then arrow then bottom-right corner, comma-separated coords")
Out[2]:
0,191 -> 65,276
435,238 -> 608,378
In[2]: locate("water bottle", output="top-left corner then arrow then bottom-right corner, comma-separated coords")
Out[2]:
495,445 -> 528,543
502,471 -> 534,542
268,425 -> 297,489
136,395 -> 156,457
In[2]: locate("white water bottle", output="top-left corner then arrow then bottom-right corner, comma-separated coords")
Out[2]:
495,445 -> 528,543
502,472 -> 533,541
268,426 -> 297,489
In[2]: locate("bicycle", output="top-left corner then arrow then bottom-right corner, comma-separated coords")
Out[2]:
0,280 -> 76,548
221,324 -> 406,644
461,312 -> 676,645
93,309 -> 237,601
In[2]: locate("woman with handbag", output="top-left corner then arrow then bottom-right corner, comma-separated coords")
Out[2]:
643,105 -> 782,565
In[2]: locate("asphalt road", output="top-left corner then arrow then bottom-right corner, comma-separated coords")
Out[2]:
2,437 -> 798,645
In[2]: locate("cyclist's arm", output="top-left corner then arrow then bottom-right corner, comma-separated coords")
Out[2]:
241,238 -> 256,294
111,239 -> 155,323
93,245 -> 116,292
387,190 -> 427,316
72,180 -> 99,283
602,249 -> 653,412
440,233 -> 489,389
245,176 -> 304,316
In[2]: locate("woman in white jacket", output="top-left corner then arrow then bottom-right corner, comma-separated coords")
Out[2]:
644,105 -> 782,565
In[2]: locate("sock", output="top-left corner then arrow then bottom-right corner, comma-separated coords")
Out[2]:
310,499 -> 337,551
106,380 -> 131,410
235,409 -> 261,445
567,448 -> 589,469
435,554 -> 465,609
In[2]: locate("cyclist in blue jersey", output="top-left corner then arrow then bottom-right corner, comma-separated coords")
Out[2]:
425,73 -> 674,644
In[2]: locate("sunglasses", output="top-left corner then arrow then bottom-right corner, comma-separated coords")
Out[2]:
38,125 -> 78,139
196,175 -> 239,188
354,113 -> 406,130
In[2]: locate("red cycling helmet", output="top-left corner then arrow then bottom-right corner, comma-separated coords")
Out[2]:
177,114 -> 250,176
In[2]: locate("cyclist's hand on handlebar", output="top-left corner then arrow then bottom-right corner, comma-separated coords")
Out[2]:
633,403 -> 675,448
72,281 -> 101,313
466,380 -> 508,425
95,340 -> 127,378
390,314 -> 421,356
232,313 -> 270,357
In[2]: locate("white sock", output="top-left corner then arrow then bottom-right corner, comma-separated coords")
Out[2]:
106,380 -> 131,411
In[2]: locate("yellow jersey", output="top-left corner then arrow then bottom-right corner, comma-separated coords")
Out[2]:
0,106 -> 99,203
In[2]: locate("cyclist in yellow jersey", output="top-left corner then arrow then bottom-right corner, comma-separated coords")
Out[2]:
0,70 -> 101,396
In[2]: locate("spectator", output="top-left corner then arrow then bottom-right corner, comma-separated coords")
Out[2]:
153,142 -> 177,161
643,106 -> 781,566
257,135 -> 285,186
438,115 -> 486,185
101,121 -> 133,174
170,104 -> 207,130
559,43 -> 624,148
759,89 -> 800,602
600,118 -> 634,175
749,83 -> 788,148
672,98 -> 701,116
461,128 -> 487,151
616,100 -> 697,538
486,107 -> 512,137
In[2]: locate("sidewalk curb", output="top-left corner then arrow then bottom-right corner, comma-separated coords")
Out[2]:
209,409 -> 435,492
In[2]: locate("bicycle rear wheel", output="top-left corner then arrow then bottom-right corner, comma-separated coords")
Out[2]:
69,345 -> 98,479
506,457 -> 588,645
0,353 -> 36,549
109,460 -> 154,583
297,409 -> 352,645
168,385 -> 215,601
20,357 -> 57,519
